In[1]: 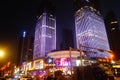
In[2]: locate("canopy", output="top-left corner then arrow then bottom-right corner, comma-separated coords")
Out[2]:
47,50 -> 84,59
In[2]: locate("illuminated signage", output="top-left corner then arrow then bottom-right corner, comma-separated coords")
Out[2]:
55,58 -> 71,67
26,62 -> 32,70
34,59 -> 44,69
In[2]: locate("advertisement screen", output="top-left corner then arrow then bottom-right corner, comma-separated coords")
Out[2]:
55,58 -> 71,67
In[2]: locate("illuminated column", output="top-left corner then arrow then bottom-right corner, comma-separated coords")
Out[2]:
75,6 -> 110,58
33,12 -> 56,59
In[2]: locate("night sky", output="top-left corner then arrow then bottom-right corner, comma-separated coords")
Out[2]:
0,0 -> 120,66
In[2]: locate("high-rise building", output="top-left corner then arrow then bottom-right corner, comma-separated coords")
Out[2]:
105,11 -> 120,59
33,0 -> 56,59
74,0 -> 110,58
17,31 -> 34,66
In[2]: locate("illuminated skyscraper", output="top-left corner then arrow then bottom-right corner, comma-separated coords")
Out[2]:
75,1 -> 110,58
33,0 -> 56,59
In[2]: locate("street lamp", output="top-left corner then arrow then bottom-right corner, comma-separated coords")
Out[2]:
0,50 -> 4,57
110,54 -> 114,60
69,47 -> 72,75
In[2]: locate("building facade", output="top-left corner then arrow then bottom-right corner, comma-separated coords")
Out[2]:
33,12 -> 56,59
75,6 -> 110,58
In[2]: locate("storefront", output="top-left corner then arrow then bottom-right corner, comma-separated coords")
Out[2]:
47,50 -> 82,75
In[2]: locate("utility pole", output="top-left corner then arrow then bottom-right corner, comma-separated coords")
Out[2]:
79,44 -> 82,66
53,58 -> 55,78
69,47 -> 72,75
20,32 -> 26,65
79,44 -> 84,80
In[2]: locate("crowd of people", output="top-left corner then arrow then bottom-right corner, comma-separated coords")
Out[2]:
34,70 -> 73,80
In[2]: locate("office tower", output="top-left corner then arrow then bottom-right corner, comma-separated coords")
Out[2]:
33,0 -> 56,59
17,31 -> 34,66
105,11 -> 120,59
74,0 -> 110,58
26,34 -> 34,61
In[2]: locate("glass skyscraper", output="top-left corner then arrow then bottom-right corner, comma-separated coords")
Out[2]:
75,6 -> 110,58
33,12 -> 56,59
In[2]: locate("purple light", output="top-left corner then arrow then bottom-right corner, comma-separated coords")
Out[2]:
48,58 -> 52,63
23,31 -> 26,38
86,0 -> 89,2
55,58 -> 71,67
75,6 -> 110,58
33,12 -> 56,59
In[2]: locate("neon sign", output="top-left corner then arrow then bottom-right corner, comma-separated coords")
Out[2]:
55,58 -> 71,67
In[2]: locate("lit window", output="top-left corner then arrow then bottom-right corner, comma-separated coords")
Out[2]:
111,28 -> 115,31
85,0 -> 89,2
111,21 -> 118,24
50,14 -> 52,16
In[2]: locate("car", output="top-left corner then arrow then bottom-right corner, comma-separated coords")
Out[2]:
103,67 -> 115,80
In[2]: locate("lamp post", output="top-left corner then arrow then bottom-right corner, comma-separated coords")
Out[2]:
52,58 -> 55,78
69,46 -> 84,80
69,47 -> 72,75
79,44 -> 83,66
69,45 -> 83,66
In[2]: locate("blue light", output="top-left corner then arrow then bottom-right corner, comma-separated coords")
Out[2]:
48,58 -> 52,63
23,31 -> 26,38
